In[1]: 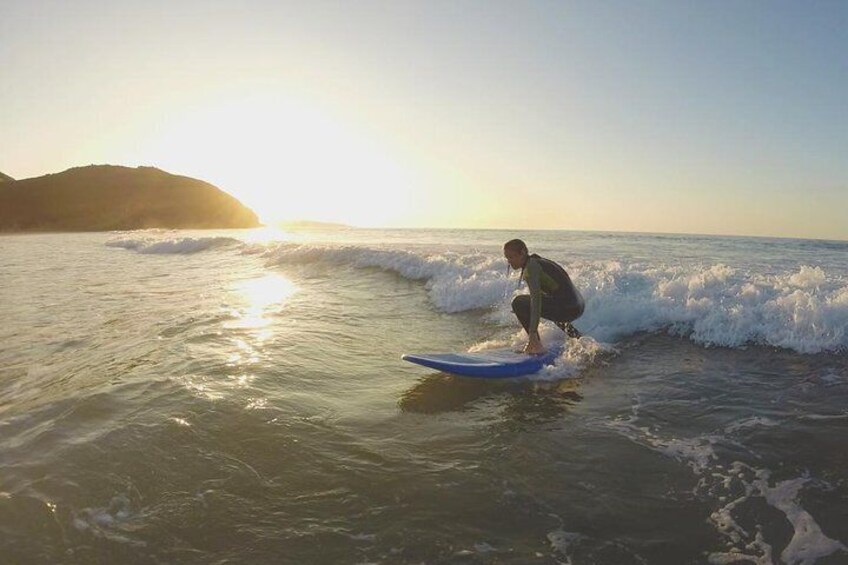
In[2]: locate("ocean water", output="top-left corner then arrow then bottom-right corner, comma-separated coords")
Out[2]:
1,228 -> 847,565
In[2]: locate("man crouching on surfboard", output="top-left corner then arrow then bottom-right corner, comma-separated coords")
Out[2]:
503,239 -> 585,355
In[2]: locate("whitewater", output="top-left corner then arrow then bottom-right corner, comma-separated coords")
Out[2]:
2,227 -> 847,564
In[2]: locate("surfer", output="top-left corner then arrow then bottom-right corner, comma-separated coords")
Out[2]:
504,239 -> 584,354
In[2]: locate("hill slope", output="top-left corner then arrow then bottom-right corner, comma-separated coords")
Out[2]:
0,165 -> 261,232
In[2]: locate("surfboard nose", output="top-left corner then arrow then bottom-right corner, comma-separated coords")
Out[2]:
401,346 -> 561,378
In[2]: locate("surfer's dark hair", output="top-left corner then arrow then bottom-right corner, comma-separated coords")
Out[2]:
503,239 -> 528,254
504,239 -> 530,283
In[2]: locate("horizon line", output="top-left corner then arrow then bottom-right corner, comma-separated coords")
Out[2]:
268,221 -> 848,244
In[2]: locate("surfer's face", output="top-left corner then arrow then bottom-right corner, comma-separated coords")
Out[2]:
504,247 -> 527,270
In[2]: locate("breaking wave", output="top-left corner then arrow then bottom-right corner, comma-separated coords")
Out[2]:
261,242 -> 848,354
106,236 -> 241,254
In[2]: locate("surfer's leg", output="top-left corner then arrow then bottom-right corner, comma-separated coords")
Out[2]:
511,295 -> 531,333
515,295 -> 584,336
541,296 -> 584,337
541,296 -> 583,324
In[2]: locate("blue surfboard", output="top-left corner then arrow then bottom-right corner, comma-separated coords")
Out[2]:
402,346 -> 562,378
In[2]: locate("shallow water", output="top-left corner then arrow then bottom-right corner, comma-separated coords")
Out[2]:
1,228 -> 847,564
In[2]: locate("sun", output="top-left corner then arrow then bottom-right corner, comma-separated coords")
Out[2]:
133,93 -> 424,226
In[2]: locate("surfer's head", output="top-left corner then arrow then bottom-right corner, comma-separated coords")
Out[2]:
503,239 -> 529,270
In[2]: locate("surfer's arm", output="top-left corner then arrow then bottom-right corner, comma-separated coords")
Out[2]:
525,259 -> 543,336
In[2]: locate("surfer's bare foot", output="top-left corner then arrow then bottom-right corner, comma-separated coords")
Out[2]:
524,334 -> 545,355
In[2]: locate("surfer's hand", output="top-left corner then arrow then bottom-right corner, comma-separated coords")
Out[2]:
524,333 -> 544,355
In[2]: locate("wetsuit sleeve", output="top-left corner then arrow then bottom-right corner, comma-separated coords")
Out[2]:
525,259 -> 542,334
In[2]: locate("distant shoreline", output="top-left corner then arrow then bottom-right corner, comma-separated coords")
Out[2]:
0,164 -> 260,232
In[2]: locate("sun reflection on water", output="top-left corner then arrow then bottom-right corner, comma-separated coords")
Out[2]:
179,273 -> 296,403
226,273 -> 298,334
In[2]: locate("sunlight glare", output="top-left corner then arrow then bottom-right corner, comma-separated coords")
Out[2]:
226,273 -> 297,333
238,226 -> 292,244
137,94 -> 423,226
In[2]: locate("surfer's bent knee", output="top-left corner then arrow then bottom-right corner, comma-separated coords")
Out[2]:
511,295 -> 529,312
574,301 -> 585,320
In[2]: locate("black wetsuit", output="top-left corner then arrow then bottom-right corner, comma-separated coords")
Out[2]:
511,254 -> 584,335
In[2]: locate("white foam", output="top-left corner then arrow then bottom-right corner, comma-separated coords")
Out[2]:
473,541 -> 497,553
535,334 -> 615,382
72,494 -> 145,546
547,529 -> 585,564
604,398 -> 847,564
263,243 -> 515,313
260,243 -> 848,353
468,327 -> 614,381
577,261 -> 848,353
706,463 -> 848,564
106,237 -> 848,353
347,532 -> 377,542
724,416 -> 779,434
788,266 -> 827,289
802,412 -> 848,421
605,410 -> 846,563
753,469 -> 848,565
606,415 -> 719,474
106,236 -> 241,254
707,529 -> 773,564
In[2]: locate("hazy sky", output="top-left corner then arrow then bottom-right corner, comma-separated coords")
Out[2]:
2,1 -> 846,238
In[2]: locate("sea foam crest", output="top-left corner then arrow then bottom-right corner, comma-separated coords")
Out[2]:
262,243 -> 848,353
576,261 -> 848,353
106,236 -> 241,254
262,243 -> 516,313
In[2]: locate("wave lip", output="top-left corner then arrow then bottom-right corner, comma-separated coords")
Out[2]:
106,236 -> 241,254
262,242 -> 848,354
262,242 -> 515,313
